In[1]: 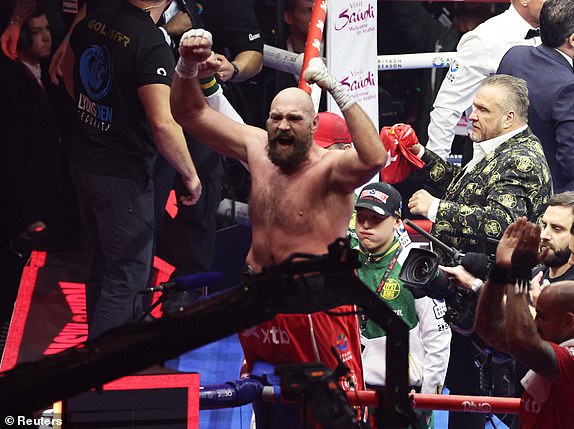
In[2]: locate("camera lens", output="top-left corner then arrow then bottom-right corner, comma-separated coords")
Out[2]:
399,248 -> 439,285
412,259 -> 433,282
399,248 -> 451,300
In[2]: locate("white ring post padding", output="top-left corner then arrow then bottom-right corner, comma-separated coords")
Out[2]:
377,52 -> 457,71
262,44 -> 456,74
262,45 -> 303,74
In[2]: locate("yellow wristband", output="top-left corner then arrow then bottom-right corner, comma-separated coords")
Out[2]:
200,75 -> 220,96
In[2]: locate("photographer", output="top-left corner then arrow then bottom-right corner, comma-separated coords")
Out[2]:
475,217 -> 574,428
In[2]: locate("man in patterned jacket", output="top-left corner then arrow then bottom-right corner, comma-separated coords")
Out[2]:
404,74 -> 552,429
407,74 -> 551,255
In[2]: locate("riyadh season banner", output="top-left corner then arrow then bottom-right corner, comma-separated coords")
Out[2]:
326,0 -> 378,131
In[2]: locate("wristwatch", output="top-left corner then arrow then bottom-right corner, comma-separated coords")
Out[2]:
231,62 -> 239,81
470,278 -> 484,292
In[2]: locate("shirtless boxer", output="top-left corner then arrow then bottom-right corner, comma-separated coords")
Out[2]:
170,29 -> 386,404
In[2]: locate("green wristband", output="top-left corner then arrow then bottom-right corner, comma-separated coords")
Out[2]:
199,75 -> 220,97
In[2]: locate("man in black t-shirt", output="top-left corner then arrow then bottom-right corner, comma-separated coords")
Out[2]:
154,0 -> 262,290
63,0 -> 201,340
200,0 -> 262,84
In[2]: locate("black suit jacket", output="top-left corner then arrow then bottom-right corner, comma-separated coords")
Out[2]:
0,59 -> 78,236
498,44 -> 574,192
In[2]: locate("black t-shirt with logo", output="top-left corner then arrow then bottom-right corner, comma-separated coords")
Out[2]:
198,0 -> 263,57
70,2 -> 174,178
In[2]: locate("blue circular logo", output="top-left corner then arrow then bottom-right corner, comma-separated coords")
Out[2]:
432,56 -> 445,68
450,61 -> 460,74
79,45 -> 112,101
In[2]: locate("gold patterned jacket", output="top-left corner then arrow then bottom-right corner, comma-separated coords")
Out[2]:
410,128 -> 552,254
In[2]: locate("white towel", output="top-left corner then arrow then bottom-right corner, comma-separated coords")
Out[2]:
521,338 -> 574,402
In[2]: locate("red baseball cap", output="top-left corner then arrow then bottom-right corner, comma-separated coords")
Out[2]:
314,112 -> 352,148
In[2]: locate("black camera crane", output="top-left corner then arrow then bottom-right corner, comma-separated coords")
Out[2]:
0,239 -> 424,429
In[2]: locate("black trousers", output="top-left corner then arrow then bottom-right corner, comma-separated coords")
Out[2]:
155,138 -> 224,278
446,331 -> 515,428
70,160 -> 153,340
446,332 -> 486,429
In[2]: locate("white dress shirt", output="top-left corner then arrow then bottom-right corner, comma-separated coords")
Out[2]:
427,4 -> 540,159
21,60 -> 44,89
556,48 -> 574,68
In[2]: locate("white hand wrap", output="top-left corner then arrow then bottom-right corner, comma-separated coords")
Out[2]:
303,57 -> 355,111
175,29 -> 213,79
179,28 -> 213,46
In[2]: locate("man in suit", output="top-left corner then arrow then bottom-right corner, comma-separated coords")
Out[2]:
0,5 -> 85,338
404,74 -> 552,429
407,75 -> 551,256
426,0 -> 543,161
498,0 -> 574,193
0,6 -> 81,249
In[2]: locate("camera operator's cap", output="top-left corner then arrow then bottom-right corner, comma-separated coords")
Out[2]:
355,182 -> 402,217
314,112 -> 352,148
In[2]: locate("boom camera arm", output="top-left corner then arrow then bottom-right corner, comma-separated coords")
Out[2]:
0,239 -> 422,428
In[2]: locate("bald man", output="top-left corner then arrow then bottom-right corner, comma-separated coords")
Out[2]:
476,217 -> 574,428
170,29 -> 386,409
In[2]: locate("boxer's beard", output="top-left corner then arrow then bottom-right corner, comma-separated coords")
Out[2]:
267,133 -> 312,169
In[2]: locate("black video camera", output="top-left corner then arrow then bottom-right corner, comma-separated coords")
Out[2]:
397,220 -> 492,335
398,221 -> 512,364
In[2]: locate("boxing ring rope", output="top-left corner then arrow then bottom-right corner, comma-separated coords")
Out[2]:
263,44 -> 457,75
298,0 -> 328,93
199,377 -> 521,415
346,391 -> 520,415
